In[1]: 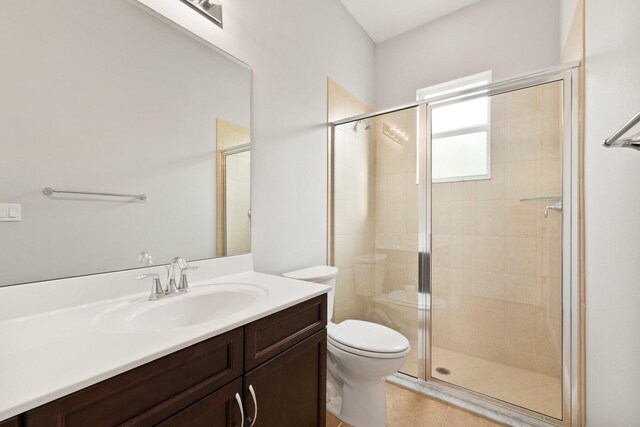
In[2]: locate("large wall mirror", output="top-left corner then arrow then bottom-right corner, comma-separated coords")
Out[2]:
0,0 -> 251,287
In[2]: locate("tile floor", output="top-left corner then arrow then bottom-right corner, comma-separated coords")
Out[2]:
326,383 -> 505,427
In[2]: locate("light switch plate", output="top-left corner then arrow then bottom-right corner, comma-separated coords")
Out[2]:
0,204 -> 21,222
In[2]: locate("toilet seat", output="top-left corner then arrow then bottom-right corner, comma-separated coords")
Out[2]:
328,320 -> 410,359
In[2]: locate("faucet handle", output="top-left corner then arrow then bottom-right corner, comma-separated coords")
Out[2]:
177,264 -> 198,293
137,273 -> 165,301
174,257 -> 190,271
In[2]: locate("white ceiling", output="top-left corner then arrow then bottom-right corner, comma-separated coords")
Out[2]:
340,0 -> 482,43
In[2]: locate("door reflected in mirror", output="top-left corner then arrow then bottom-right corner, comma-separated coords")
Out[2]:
216,119 -> 251,257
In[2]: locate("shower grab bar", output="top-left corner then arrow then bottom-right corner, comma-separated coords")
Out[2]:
43,187 -> 147,201
603,111 -> 640,150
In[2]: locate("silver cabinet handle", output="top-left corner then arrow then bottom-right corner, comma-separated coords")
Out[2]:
234,392 -> 245,427
248,384 -> 258,426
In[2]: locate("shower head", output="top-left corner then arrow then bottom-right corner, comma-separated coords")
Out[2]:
355,119 -> 374,131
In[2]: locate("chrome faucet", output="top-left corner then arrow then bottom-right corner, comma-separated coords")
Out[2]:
176,258 -> 198,293
137,256 -> 198,301
136,273 -> 165,301
167,257 -> 198,294
165,258 -> 181,295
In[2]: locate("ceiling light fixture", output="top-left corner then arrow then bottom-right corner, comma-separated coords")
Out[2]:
180,0 -> 224,29
383,123 -> 410,143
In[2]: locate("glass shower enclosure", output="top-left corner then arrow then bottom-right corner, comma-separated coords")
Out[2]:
330,65 -> 579,426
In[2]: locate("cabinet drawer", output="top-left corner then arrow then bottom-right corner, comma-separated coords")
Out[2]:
156,378 -> 243,427
244,295 -> 326,371
25,328 -> 243,427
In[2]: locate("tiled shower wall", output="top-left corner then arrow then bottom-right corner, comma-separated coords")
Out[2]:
431,82 -> 563,378
329,79 -> 375,322
374,109 -> 419,294
371,108 -> 420,372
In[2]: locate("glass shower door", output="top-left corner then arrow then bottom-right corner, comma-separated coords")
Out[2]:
332,107 -> 420,377
428,80 -> 564,419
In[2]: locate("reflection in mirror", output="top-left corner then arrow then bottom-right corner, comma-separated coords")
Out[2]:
216,119 -> 251,257
0,0 -> 251,287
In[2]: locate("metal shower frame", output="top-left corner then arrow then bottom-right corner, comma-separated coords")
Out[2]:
328,62 -> 581,427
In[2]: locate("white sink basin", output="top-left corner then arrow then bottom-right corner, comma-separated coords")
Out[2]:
93,283 -> 268,332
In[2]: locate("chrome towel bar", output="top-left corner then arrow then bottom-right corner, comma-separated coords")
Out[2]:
603,111 -> 640,150
43,187 -> 147,201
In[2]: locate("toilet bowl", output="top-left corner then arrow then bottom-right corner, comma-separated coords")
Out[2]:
283,266 -> 410,427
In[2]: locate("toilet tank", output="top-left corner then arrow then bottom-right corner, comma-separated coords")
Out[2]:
354,253 -> 386,297
283,265 -> 338,322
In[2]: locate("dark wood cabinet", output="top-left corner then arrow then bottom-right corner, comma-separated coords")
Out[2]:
15,294 -> 326,427
155,378 -> 243,427
244,330 -> 326,427
25,328 -> 243,427
0,417 -> 20,427
245,295 -> 326,371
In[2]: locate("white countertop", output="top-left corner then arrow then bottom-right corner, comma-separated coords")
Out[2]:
0,257 -> 329,421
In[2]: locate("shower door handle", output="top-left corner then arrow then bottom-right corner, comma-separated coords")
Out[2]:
544,202 -> 563,218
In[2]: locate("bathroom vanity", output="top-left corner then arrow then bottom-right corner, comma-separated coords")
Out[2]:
0,256 -> 329,426
26,296 -> 327,426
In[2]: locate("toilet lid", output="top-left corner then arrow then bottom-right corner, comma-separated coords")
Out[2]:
328,320 -> 410,355
283,265 -> 338,282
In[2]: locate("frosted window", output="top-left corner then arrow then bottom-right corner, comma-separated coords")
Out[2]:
432,98 -> 489,134
418,71 -> 492,183
432,132 -> 489,181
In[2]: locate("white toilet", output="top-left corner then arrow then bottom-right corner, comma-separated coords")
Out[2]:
283,265 -> 410,427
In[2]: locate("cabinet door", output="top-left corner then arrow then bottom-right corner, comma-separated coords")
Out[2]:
156,378 -> 244,427
244,330 -> 326,427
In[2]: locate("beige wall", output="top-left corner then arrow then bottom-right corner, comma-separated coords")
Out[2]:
329,79 -> 375,322
431,82 -> 563,378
